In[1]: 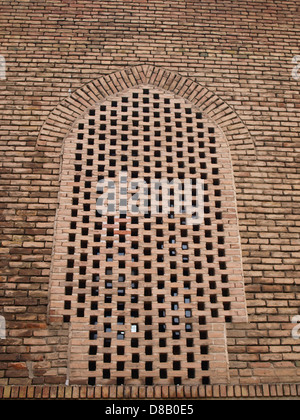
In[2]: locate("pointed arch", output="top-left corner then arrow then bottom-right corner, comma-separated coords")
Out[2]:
36,65 -> 256,165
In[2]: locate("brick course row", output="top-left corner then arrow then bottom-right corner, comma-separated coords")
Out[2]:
1,383 -> 300,400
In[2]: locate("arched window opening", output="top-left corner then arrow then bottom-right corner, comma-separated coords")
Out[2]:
49,85 -> 247,386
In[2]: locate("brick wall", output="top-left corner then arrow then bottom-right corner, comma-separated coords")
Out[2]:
0,0 -> 299,397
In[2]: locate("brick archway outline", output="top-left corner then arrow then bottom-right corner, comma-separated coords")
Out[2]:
40,66 -> 253,386
36,65 -> 256,165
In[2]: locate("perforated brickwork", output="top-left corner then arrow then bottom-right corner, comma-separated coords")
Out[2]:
49,86 -> 247,386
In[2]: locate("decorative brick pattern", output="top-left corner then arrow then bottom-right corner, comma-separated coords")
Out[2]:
0,0 -> 300,396
49,85 -> 247,386
37,65 -> 256,164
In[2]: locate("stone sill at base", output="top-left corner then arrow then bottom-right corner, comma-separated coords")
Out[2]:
1,384 -> 300,399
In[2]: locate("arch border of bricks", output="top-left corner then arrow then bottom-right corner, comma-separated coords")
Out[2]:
1,384 -> 300,400
36,64 -> 256,164
27,65 -> 259,396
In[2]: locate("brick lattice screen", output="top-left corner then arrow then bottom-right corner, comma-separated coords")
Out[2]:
48,85 -> 247,386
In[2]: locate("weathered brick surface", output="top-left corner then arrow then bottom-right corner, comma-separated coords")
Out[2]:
0,0 -> 299,397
